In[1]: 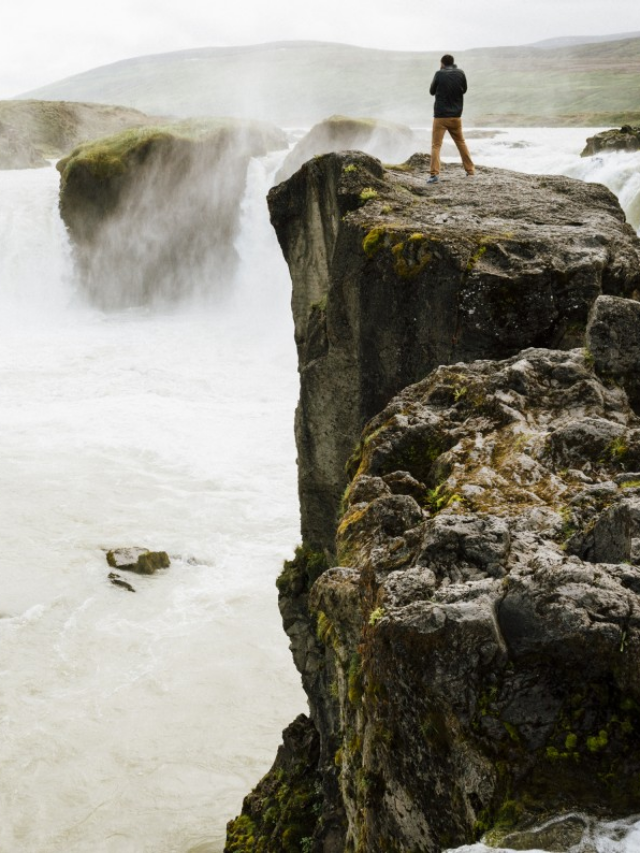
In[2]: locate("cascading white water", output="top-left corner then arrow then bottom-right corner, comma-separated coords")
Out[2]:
0,152 -> 305,853
1,128 -> 639,853
469,127 -> 640,233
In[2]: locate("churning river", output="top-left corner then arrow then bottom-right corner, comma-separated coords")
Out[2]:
0,129 -> 639,853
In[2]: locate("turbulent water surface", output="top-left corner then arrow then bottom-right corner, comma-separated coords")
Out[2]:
0,129 -> 639,853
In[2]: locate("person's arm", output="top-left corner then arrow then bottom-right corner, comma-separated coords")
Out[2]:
429,72 -> 439,96
460,71 -> 468,94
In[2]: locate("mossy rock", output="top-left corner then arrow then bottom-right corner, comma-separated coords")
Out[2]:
225,715 -> 322,853
106,547 -> 170,575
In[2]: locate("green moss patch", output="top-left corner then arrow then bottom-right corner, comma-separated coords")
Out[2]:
276,544 -> 328,597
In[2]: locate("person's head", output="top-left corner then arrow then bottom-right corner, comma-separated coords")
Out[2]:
440,54 -> 455,67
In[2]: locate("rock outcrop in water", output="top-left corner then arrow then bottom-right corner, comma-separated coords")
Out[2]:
0,99 -> 162,169
275,115 -> 427,183
106,547 -> 170,574
267,151 -> 640,557
581,125 -> 640,157
227,153 -> 640,853
58,118 -> 286,308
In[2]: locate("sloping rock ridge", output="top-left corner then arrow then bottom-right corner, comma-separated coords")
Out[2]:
267,151 -> 640,557
0,99 -> 163,169
58,118 -> 286,309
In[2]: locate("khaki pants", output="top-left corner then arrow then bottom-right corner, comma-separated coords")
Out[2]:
430,117 -> 475,175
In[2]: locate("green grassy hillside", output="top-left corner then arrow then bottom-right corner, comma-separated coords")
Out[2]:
18,38 -> 640,127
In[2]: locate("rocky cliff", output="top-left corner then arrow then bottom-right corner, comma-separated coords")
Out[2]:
57,118 -> 286,308
226,153 -> 640,853
268,151 -> 640,557
0,99 -> 163,169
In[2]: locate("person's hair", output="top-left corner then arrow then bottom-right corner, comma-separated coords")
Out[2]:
441,54 -> 455,66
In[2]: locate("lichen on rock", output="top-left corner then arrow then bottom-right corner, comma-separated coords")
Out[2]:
311,346 -> 640,852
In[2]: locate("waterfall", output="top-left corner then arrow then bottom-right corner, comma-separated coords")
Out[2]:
0,149 -> 304,853
1,128 -> 639,852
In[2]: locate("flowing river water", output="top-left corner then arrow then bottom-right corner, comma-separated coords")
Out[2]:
0,129 -> 638,852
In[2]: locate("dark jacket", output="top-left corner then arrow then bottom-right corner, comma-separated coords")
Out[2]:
429,65 -> 467,118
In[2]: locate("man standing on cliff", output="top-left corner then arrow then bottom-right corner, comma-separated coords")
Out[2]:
428,54 -> 475,183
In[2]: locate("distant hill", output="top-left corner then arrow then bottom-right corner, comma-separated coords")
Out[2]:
531,31 -> 640,49
17,38 -> 640,127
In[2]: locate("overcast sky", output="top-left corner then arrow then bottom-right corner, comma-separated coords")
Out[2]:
2,0 -> 640,98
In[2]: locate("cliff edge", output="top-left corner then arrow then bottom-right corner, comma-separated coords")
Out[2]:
267,152 -> 640,558
226,154 -> 640,853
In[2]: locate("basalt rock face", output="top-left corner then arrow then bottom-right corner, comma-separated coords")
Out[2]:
320,346 -> 640,852
267,151 -> 640,557
58,118 -> 286,309
226,154 -> 640,853
229,340 -> 640,853
581,125 -> 640,157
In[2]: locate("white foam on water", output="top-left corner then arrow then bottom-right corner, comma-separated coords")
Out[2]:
0,153 -> 305,853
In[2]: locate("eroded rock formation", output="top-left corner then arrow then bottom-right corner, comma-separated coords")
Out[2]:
267,151 -> 640,557
227,150 -> 640,852
229,333 -> 640,852
58,118 -> 287,308
275,115 -> 426,183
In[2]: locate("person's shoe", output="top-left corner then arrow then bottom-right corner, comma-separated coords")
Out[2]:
466,172 -> 476,177
427,175 -> 439,184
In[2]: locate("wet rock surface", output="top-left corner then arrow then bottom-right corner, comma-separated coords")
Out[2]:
581,125 -> 640,157
268,151 -> 640,556
108,572 -> 136,592
106,547 -> 170,574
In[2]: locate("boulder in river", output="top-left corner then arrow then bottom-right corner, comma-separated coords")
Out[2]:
581,125 -> 640,157
106,547 -> 170,575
